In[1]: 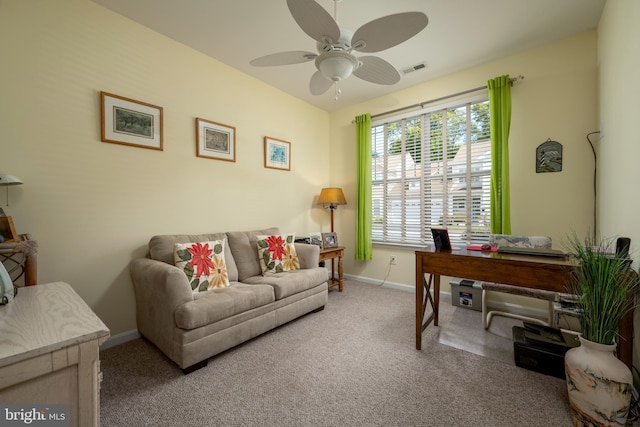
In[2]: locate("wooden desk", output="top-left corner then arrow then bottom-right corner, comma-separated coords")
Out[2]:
320,246 -> 344,291
415,247 -> 634,368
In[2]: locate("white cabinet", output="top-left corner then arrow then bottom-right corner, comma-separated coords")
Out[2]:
0,282 -> 110,427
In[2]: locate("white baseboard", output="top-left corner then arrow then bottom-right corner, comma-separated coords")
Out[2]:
101,329 -> 141,350
343,273 -> 549,319
344,273 -> 414,292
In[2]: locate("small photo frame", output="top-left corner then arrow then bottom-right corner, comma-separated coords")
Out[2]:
431,228 -> 451,251
322,232 -> 338,249
101,91 -> 163,150
0,216 -> 19,243
196,118 -> 236,162
309,232 -> 322,247
264,137 -> 291,171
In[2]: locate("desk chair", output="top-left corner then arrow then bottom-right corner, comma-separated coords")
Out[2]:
482,235 -> 558,329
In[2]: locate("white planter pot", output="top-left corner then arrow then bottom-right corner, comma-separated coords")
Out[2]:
565,336 -> 633,426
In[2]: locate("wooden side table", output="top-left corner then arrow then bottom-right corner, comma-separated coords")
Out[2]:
319,246 -> 344,291
0,234 -> 37,286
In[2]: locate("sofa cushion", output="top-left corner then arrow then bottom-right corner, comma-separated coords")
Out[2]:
174,283 -> 275,330
227,227 -> 279,281
241,267 -> 329,300
149,232 -> 238,282
256,233 -> 299,275
174,240 -> 230,292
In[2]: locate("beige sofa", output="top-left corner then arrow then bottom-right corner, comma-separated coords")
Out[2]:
130,227 -> 328,373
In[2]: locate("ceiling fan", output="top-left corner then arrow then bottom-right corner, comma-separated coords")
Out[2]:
250,0 -> 429,98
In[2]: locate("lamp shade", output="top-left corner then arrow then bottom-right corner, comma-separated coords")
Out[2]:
318,188 -> 347,207
0,174 -> 23,186
0,174 -> 23,206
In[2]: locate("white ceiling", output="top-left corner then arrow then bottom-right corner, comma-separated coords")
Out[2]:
91,0 -> 605,112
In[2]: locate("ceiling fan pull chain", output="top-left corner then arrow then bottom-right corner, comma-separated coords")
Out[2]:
334,83 -> 342,101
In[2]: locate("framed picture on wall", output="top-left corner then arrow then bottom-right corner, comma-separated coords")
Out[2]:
100,91 -> 163,151
196,118 -> 236,162
264,137 -> 291,171
322,232 -> 338,249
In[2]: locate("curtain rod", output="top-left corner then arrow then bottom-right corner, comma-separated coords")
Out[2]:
364,75 -> 524,122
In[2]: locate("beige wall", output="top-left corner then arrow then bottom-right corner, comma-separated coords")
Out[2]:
0,0 -> 331,335
329,32 -> 597,294
597,0 -> 640,377
598,0 -> 640,256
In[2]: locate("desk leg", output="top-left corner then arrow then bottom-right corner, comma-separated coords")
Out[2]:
433,274 -> 440,326
619,309 -> 633,369
416,259 -> 424,350
417,271 -> 441,351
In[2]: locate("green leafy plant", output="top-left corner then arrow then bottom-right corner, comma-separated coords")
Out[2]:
566,234 -> 639,345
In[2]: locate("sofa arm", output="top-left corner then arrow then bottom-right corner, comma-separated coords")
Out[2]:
295,243 -> 320,269
130,258 -> 193,341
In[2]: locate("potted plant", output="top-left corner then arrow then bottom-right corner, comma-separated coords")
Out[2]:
564,234 -> 638,426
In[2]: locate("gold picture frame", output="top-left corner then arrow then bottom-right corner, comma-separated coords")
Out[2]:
264,137 -> 291,171
100,91 -> 163,151
322,232 -> 338,249
0,216 -> 19,243
196,118 -> 236,162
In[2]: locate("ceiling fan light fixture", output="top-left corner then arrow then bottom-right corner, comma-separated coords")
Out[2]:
315,51 -> 358,82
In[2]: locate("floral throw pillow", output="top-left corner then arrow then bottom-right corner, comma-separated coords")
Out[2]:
174,240 -> 229,292
256,233 -> 299,275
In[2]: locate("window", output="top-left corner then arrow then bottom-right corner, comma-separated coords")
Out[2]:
371,97 -> 491,247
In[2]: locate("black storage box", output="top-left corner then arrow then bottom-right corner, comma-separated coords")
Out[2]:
512,323 -> 579,379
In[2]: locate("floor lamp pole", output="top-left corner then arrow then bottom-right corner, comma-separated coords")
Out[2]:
329,205 -> 336,281
330,205 -> 335,233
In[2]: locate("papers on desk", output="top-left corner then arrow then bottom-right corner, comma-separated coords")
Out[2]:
497,246 -> 569,258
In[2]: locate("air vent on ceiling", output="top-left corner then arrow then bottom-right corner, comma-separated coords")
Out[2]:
402,62 -> 428,75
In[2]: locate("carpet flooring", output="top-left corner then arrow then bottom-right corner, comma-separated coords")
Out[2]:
100,280 -> 574,426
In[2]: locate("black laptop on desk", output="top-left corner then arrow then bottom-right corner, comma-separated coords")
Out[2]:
497,246 -> 569,258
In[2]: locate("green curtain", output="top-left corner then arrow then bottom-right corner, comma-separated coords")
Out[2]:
355,113 -> 372,260
488,75 -> 512,234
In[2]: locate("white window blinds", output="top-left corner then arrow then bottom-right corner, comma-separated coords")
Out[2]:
371,98 -> 491,247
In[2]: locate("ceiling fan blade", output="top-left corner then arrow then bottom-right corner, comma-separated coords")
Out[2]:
287,0 -> 340,44
353,56 -> 401,85
352,12 -> 428,53
250,51 -> 317,66
310,71 -> 333,96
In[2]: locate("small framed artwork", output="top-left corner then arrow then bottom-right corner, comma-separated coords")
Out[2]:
101,91 -> 163,150
0,216 -> 19,243
196,118 -> 236,162
310,232 -> 322,247
322,232 -> 338,249
536,139 -> 563,173
264,137 -> 291,171
430,228 -> 451,251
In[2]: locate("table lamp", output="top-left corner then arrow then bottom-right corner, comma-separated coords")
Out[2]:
317,187 -> 346,233
0,174 -> 23,207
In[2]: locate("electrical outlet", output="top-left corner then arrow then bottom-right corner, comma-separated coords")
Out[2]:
390,255 -> 397,265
